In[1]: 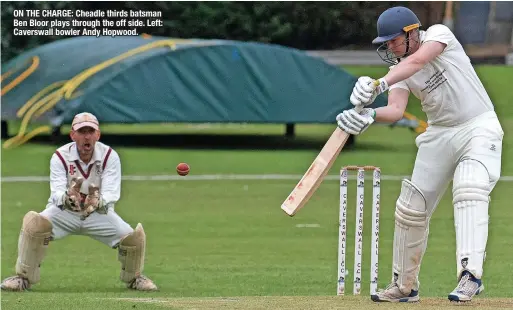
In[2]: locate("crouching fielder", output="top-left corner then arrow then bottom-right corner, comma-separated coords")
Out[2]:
1,112 -> 158,292
336,7 -> 503,303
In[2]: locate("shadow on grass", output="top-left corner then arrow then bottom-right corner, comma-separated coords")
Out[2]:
25,133 -> 401,152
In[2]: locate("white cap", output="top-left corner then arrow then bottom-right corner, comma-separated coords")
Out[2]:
72,112 -> 99,131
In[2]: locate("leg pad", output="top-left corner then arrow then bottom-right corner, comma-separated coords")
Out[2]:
15,211 -> 53,284
393,180 -> 428,293
118,223 -> 146,283
453,159 -> 491,280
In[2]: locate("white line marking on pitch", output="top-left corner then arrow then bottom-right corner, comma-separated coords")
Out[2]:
3,174 -> 513,183
296,224 -> 321,228
103,297 -> 168,304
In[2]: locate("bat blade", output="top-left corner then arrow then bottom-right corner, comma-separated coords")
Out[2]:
281,127 -> 351,216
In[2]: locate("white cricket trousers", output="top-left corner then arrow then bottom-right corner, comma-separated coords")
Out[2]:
40,205 -> 134,248
410,110 -> 504,218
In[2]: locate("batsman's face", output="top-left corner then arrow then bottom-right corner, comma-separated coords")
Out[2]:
386,31 -> 421,58
71,127 -> 101,156
386,35 -> 408,57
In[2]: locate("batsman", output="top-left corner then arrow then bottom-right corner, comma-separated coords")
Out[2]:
336,7 -> 503,303
1,112 -> 158,292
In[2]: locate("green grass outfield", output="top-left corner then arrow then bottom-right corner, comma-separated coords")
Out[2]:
2,65 -> 513,309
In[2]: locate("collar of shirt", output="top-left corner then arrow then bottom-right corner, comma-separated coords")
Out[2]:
69,142 -> 102,165
419,30 -> 426,44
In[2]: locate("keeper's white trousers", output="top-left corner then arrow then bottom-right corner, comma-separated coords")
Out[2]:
40,205 -> 133,248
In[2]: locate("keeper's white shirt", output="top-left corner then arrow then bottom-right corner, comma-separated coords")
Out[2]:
47,141 -> 121,208
389,24 -> 495,127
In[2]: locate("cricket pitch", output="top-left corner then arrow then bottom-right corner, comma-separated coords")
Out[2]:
110,296 -> 513,309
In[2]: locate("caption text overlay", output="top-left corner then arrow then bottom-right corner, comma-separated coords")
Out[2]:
12,9 -> 163,37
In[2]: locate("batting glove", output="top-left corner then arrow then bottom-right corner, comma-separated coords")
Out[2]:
336,108 -> 376,135
350,77 -> 389,107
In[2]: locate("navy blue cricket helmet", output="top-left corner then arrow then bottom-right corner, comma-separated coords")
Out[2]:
373,6 -> 422,64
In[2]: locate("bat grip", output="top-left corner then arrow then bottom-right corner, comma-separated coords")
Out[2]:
354,104 -> 364,113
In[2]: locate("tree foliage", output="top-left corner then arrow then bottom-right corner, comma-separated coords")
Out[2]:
2,1 -> 407,62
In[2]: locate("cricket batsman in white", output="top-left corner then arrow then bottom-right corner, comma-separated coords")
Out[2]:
336,6 -> 504,303
1,112 -> 158,292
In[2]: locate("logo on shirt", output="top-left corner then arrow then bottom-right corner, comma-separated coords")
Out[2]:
95,162 -> 102,175
69,164 -> 76,175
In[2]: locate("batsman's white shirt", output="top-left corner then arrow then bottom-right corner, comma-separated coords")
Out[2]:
40,141 -> 133,248
389,24 -> 495,127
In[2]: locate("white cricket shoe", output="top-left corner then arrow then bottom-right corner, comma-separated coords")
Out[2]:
371,281 -> 420,302
127,275 -> 158,291
0,275 -> 31,291
448,271 -> 484,302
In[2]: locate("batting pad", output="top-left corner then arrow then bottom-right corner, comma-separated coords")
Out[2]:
393,179 -> 427,293
118,223 -> 146,283
453,159 -> 490,280
15,211 -> 53,284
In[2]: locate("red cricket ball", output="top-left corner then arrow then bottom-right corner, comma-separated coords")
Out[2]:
176,162 -> 190,176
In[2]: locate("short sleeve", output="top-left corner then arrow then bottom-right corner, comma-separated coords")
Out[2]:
389,80 -> 410,92
387,65 -> 410,92
423,24 -> 455,50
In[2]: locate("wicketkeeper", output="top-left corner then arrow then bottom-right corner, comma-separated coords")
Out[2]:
1,112 -> 158,292
336,6 -> 504,303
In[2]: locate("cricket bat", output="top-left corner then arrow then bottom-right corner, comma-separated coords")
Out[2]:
281,126 -> 352,216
